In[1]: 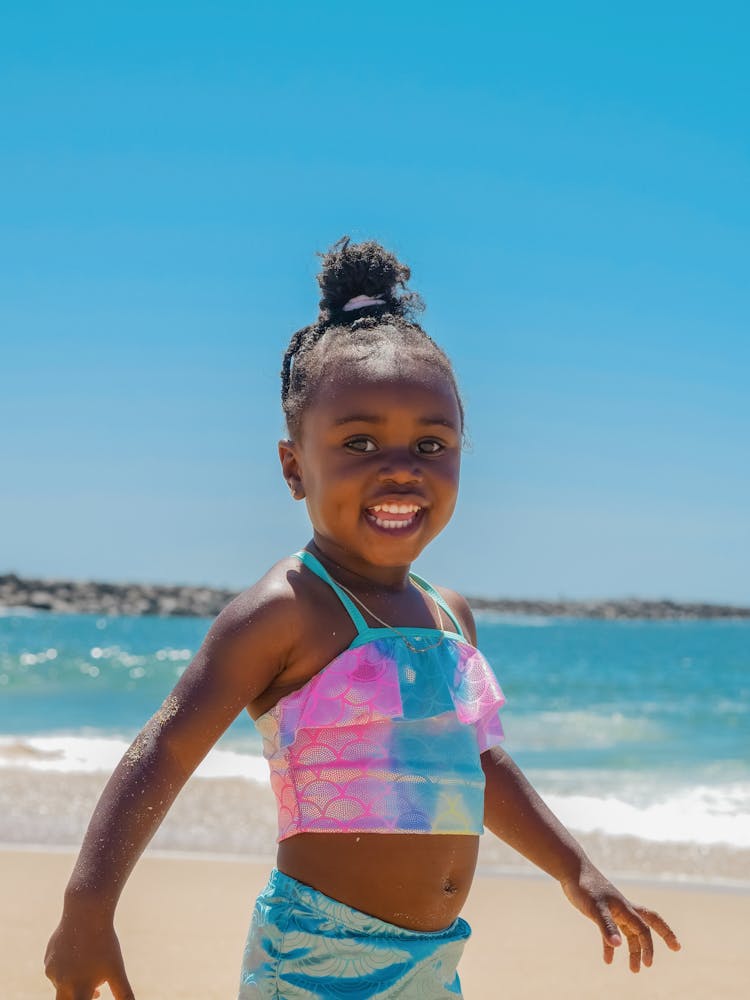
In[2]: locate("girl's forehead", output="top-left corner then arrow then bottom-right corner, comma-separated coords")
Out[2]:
312,366 -> 460,416
319,349 -> 455,392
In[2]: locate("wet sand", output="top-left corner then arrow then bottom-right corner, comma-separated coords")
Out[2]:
7,847 -> 747,999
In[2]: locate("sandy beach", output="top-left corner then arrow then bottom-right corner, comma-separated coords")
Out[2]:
5,846 -> 746,1000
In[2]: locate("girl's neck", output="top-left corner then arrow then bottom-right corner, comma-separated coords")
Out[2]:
308,537 -> 412,593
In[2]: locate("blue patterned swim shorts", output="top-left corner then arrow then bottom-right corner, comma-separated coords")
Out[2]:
238,868 -> 471,998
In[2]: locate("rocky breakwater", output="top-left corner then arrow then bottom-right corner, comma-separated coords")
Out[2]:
0,573 -> 237,618
1,573 -> 749,620
468,596 -> 750,620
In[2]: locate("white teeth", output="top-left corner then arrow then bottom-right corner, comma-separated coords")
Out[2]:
366,503 -> 422,531
371,514 -> 417,530
370,503 -> 421,514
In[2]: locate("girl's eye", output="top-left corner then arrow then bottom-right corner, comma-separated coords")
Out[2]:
417,439 -> 444,455
345,437 -> 377,453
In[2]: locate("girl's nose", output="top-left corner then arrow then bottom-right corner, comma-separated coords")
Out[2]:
377,451 -> 423,484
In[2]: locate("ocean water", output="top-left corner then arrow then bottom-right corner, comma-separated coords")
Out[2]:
1,609 -> 748,856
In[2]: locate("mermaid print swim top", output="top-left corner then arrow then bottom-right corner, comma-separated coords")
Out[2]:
254,551 -> 506,842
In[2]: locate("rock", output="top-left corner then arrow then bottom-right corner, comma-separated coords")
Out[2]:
0,572 -> 748,620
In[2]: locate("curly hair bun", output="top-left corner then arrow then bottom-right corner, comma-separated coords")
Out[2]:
316,235 -> 424,323
281,235 -> 459,437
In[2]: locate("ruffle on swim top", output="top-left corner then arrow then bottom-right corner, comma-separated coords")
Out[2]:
254,633 -> 506,840
256,633 -> 505,749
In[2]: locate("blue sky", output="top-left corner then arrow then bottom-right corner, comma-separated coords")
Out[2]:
2,2 -> 748,602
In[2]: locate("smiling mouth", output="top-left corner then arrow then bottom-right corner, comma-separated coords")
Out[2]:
364,503 -> 423,531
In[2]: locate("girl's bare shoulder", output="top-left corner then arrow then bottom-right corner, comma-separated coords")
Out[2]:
196,554 -> 348,718
205,555 -> 314,658
132,557 -> 322,772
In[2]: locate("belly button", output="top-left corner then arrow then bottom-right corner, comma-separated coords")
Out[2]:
442,879 -> 458,895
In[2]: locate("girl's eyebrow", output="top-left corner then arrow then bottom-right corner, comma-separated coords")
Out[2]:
333,414 -> 384,426
420,417 -> 459,430
333,414 -> 458,430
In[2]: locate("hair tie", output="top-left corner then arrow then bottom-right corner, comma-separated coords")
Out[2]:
342,293 -> 386,312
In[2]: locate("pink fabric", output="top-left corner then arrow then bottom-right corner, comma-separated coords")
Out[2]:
254,634 -> 505,841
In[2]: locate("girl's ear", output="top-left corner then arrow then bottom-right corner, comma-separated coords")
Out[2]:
278,439 -> 305,500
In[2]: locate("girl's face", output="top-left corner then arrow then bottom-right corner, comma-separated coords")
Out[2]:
279,364 -> 462,581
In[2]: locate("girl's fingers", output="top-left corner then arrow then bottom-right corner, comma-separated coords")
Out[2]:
58,985 -> 102,1000
634,905 -> 682,952
593,901 -> 623,950
623,911 -> 654,971
614,901 -> 673,973
603,899 -> 655,973
110,973 -> 136,1000
53,985 -> 87,1000
626,927 -> 644,973
51,966 -> 133,1000
566,876 -> 681,971
640,926 -> 654,968
110,969 -> 136,1000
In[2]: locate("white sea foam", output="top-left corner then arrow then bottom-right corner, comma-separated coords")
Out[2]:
0,735 -> 269,783
543,784 -> 750,848
1,734 -> 748,849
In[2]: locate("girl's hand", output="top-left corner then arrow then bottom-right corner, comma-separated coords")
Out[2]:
44,915 -> 135,1000
560,861 -> 681,972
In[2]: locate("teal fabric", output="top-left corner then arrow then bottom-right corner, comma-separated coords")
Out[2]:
296,550 -> 370,634
294,550 -> 464,638
238,869 -> 471,998
407,572 -> 464,638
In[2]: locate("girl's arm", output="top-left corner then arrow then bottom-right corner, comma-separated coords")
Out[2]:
481,746 -> 680,971
44,580 -> 299,1000
440,588 -> 681,973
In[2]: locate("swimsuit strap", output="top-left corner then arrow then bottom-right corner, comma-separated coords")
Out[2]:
409,572 -> 465,638
295,550 -> 369,634
295,550 -> 465,640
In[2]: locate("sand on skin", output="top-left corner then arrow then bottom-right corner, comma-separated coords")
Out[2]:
6,848 -> 747,1000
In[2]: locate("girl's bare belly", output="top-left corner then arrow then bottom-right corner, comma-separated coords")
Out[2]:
277,832 -> 479,932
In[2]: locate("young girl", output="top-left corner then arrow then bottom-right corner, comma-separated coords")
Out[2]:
45,237 -> 680,999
